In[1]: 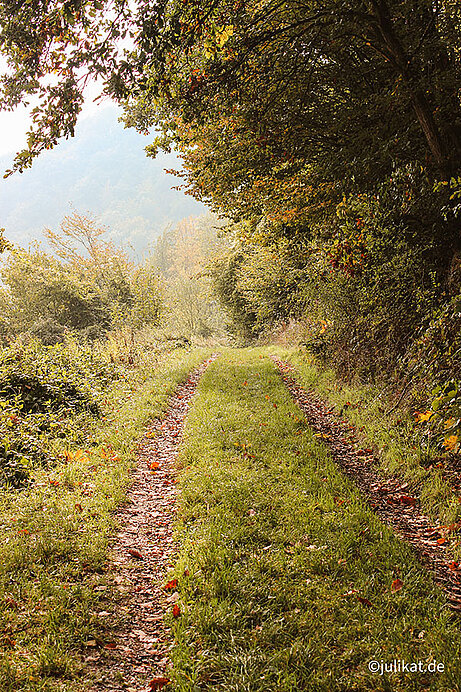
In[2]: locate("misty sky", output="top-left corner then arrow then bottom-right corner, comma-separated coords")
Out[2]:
0,85 -> 207,254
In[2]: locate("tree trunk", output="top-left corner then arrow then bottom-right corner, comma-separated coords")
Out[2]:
369,0 -> 460,177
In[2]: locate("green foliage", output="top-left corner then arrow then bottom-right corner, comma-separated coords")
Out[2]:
208,233 -> 312,341
408,294 -> 461,453
210,166 -> 457,382
0,339 -> 118,487
0,340 -> 115,414
208,246 -> 260,341
0,245 -> 111,338
0,403 -> 52,487
0,213 -> 164,341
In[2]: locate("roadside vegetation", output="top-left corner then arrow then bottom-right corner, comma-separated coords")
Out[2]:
276,348 -> 461,537
0,338 -> 213,691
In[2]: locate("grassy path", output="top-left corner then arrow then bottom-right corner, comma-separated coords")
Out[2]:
86,355 -> 218,691
169,348 -> 461,691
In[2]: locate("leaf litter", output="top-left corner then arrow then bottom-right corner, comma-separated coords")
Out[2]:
86,356 -> 218,692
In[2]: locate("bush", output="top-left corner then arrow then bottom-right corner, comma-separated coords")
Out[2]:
408,294 -> 461,454
0,340 -> 120,486
0,341 -> 115,415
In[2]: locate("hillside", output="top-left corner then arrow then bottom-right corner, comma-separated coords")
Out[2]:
0,106 -> 206,254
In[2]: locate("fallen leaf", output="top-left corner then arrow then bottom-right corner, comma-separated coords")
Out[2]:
356,595 -> 373,607
391,578 -> 403,593
148,678 -> 170,691
437,537 -> 446,545
104,641 -> 117,649
163,578 -> 178,591
443,434 -> 460,452
399,496 -> 417,507
172,604 -> 181,618
127,548 -> 144,560
414,410 -> 433,423
150,462 -> 160,471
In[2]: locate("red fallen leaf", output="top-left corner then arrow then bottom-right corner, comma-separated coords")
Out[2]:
163,578 -> 178,591
243,381 -> 248,386
74,503 -> 83,512
437,537 -> 446,545
148,677 -> 171,691
391,578 -> 403,593
127,548 -> 144,560
273,403 -> 277,408
104,641 -> 117,649
150,462 -> 160,471
356,595 -> 373,607
448,561 -> 460,571
399,496 -> 417,507
172,604 -> 181,618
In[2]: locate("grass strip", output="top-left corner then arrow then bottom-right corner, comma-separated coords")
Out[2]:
170,348 -> 461,691
0,346 -> 212,692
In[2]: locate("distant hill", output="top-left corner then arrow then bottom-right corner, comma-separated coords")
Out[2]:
0,105 -> 207,256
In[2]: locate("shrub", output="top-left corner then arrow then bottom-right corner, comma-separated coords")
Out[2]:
0,340 -> 120,486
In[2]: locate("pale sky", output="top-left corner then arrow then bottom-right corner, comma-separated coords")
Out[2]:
0,64 -> 113,155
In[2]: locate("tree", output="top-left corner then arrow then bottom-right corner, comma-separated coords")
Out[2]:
0,213 -> 163,340
0,245 -> 111,336
151,215 -> 226,338
2,1 -> 461,185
